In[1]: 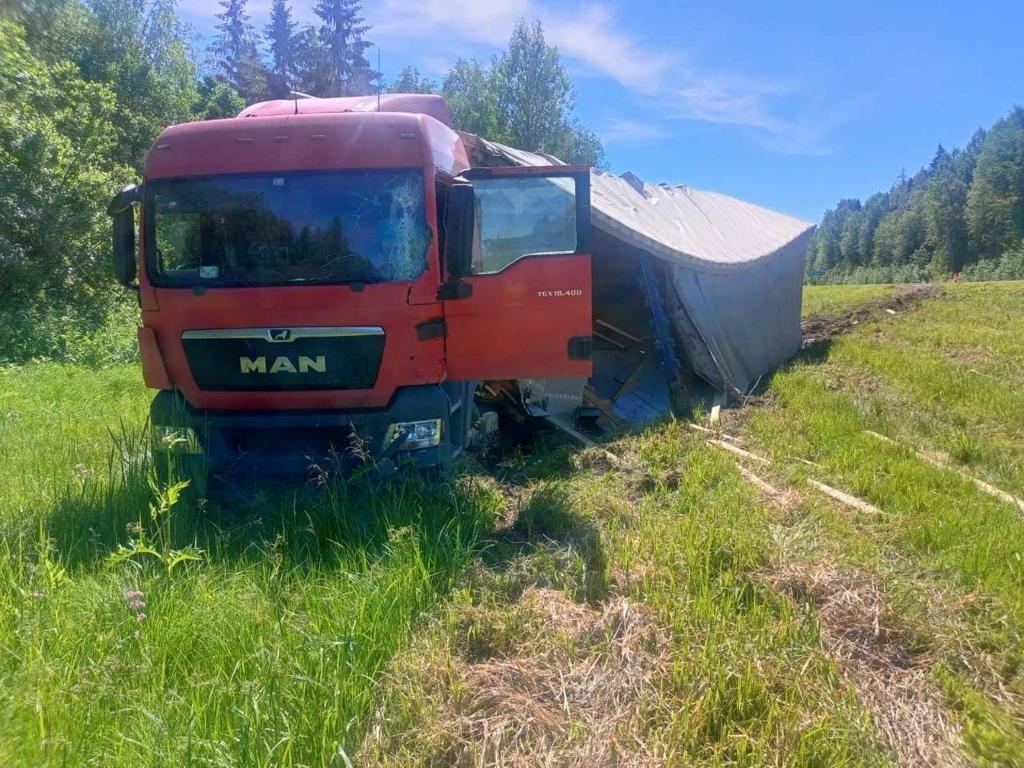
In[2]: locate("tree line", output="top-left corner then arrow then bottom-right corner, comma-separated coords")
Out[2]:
0,0 -> 603,364
212,2 -> 603,168
807,107 -> 1024,283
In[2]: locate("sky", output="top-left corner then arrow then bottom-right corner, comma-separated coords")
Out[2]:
178,0 -> 1024,223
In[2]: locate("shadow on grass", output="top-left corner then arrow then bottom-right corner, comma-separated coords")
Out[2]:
477,480 -> 609,606
796,337 -> 836,367
36,419 -> 605,616
737,336 -> 837,403
42,458 -> 499,579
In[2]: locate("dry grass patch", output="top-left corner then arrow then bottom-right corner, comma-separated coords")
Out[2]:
766,563 -> 970,767
361,586 -> 670,767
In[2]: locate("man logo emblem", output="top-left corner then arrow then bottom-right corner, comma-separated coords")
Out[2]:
269,328 -> 291,342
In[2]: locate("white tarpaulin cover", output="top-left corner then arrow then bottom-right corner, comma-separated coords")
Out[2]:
481,140 -> 814,397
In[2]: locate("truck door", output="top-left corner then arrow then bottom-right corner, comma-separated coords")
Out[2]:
442,166 -> 592,382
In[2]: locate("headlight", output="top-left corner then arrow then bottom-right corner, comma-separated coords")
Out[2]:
385,419 -> 442,451
152,426 -> 202,454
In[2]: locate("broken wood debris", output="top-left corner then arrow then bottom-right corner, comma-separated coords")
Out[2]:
687,423 -> 745,445
544,416 -> 625,469
807,479 -> 885,516
707,438 -> 771,465
697,424 -> 886,516
595,318 -> 642,345
737,465 -> 788,504
864,430 -> 1024,512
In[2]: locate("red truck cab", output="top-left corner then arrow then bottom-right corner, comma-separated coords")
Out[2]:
108,95 -> 592,477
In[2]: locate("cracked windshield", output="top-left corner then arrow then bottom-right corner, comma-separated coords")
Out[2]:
150,170 -> 429,286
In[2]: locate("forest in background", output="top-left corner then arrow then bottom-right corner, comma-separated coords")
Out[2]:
806,107 -> 1024,284
0,0 -> 602,365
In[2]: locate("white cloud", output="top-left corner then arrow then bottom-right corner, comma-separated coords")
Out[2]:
673,75 -> 793,132
668,73 -> 859,155
419,56 -> 454,78
601,117 -> 669,144
364,0 -> 851,154
371,0 -> 526,48
540,5 -> 674,92
178,0 -> 854,155
371,0 -> 672,91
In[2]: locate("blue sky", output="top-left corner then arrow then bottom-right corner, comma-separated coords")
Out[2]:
179,0 -> 1024,222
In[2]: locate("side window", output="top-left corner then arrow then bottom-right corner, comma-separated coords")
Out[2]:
154,208 -> 201,273
472,176 -> 577,274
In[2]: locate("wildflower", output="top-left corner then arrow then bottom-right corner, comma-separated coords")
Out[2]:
133,630 -> 141,639
30,591 -> 44,600
122,589 -> 148,625
74,463 -> 93,482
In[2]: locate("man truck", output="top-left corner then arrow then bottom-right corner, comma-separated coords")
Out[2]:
107,94 -> 593,479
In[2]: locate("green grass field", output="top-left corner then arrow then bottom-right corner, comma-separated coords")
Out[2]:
801,282 -> 899,318
1,283 -> 1022,766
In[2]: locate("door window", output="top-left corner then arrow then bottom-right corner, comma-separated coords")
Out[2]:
472,176 -> 577,274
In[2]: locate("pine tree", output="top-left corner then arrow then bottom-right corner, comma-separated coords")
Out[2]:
312,0 -> 375,96
213,0 -> 254,84
212,0 -> 266,102
291,26 -> 323,94
265,0 -> 297,97
966,108 -> 1024,261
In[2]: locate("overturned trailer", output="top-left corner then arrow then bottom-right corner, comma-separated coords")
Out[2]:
462,134 -> 815,432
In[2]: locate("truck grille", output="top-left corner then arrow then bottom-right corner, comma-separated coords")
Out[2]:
181,327 -> 385,391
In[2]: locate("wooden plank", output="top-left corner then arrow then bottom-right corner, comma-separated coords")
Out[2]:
595,318 -> 643,344
544,416 -> 623,467
583,388 -> 623,424
608,357 -> 649,402
593,330 -> 627,349
707,438 -> 771,465
864,430 -> 1024,512
808,480 -> 885,515
688,423 -> 745,445
695,426 -> 884,515
737,465 -> 788,503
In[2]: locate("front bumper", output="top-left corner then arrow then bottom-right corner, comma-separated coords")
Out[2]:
150,384 -> 470,475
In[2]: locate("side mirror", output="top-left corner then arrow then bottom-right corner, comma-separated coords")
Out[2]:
444,182 -> 474,281
107,184 -> 141,286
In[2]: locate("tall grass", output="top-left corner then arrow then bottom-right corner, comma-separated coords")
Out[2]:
0,364 -> 500,766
